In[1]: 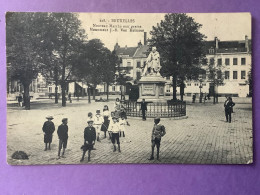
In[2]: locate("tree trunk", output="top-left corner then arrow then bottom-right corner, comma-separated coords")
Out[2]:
106,82 -> 109,101
55,84 -> 58,104
54,67 -> 58,104
61,81 -> 66,107
92,85 -> 96,100
180,81 -> 184,101
172,75 -> 177,101
87,86 -> 91,103
23,82 -> 30,110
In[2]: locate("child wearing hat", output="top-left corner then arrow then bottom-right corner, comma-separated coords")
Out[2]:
80,119 -> 96,162
149,117 -> 166,161
93,109 -> 104,142
108,116 -> 121,152
57,118 -> 68,158
42,116 -> 55,151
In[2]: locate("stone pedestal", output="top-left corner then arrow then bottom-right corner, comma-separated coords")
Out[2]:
137,75 -> 166,102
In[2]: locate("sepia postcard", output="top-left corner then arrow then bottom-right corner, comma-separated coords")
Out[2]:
6,12 -> 252,165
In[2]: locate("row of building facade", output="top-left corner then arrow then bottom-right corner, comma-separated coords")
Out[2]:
7,33 -> 251,100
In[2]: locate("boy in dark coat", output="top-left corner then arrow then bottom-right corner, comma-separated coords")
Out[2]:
42,116 -> 55,151
149,117 -> 166,161
80,119 -> 96,162
57,118 -> 68,158
140,99 -> 147,121
224,97 -> 236,123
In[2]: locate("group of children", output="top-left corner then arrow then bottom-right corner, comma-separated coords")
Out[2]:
80,105 -> 130,162
42,104 -> 131,162
42,116 -> 68,158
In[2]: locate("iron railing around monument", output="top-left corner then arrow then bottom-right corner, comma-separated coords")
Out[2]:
125,101 -> 186,118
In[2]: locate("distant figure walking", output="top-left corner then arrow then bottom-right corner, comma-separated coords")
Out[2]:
140,98 -> 147,121
57,118 -> 68,158
224,97 -> 236,123
192,94 -> 196,103
18,94 -> 23,107
42,116 -> 55,151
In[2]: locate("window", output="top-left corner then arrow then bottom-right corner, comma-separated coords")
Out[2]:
209,48 -> 214,54
233,58 -> 238,65
241,71 -> 246,79
202,83 -> 206,86
225,71 -> 230,80
49,87 -> 52,93
187,83 -> 191,86
166,76 -> 170,80
166,85 -> 170,92
210,58 -> 214,65
194,83 -> 199,86
217,58 -> 222,66
233,71 -> 238,79
127,61 -> 131,67
217,70 -> 222,79
136,71 -> 141,80
225,58 -> 230,65
137,61 -> 141,68
202,74 -> 206,79
112,86 -> 115,91
241,58 -> 246,65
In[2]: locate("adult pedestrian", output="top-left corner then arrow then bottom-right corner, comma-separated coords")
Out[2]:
140,98 -> 147,121
42,116 -> 55,151
57,118 -> 68,158
224,97 -> 235,123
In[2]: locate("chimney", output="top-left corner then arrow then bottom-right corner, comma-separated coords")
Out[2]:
144,32 -> 147,45
114,42 -> 120,51
215,37 -> 219,49
245,35 -> 249,52
138,40 -> 142,47
125,45 -> 127,49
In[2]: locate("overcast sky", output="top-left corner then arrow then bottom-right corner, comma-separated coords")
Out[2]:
79,13 -> 251,51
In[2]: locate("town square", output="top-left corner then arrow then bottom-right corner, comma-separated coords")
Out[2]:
6,12 -> 252,165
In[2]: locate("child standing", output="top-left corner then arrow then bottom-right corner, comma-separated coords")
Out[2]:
149,117 -> 166,161
108,116 -> 121,152
80,119 -> 96,162
119,115 -> 130,137
101,105 -> 110,138
42,116 -> 55,151
57,118 -> 68,158
93,110 -> 104,142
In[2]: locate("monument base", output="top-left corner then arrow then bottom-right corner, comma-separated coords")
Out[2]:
137,75 -> 167,103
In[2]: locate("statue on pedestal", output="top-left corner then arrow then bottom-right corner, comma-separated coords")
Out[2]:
142,47 -> 161,76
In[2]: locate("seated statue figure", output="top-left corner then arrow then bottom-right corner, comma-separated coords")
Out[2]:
142,46 -> 161,76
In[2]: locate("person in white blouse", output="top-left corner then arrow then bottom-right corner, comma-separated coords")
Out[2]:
108,116 -> 121,152
93,109 -> 104,142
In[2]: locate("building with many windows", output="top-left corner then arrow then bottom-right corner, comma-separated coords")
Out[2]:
110,34 -> 251,98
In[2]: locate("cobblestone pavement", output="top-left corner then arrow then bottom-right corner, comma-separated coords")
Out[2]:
7,98 -> 253,165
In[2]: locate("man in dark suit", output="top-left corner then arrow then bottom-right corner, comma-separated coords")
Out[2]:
140,98 -> 147,121
224,97 -> 235,123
